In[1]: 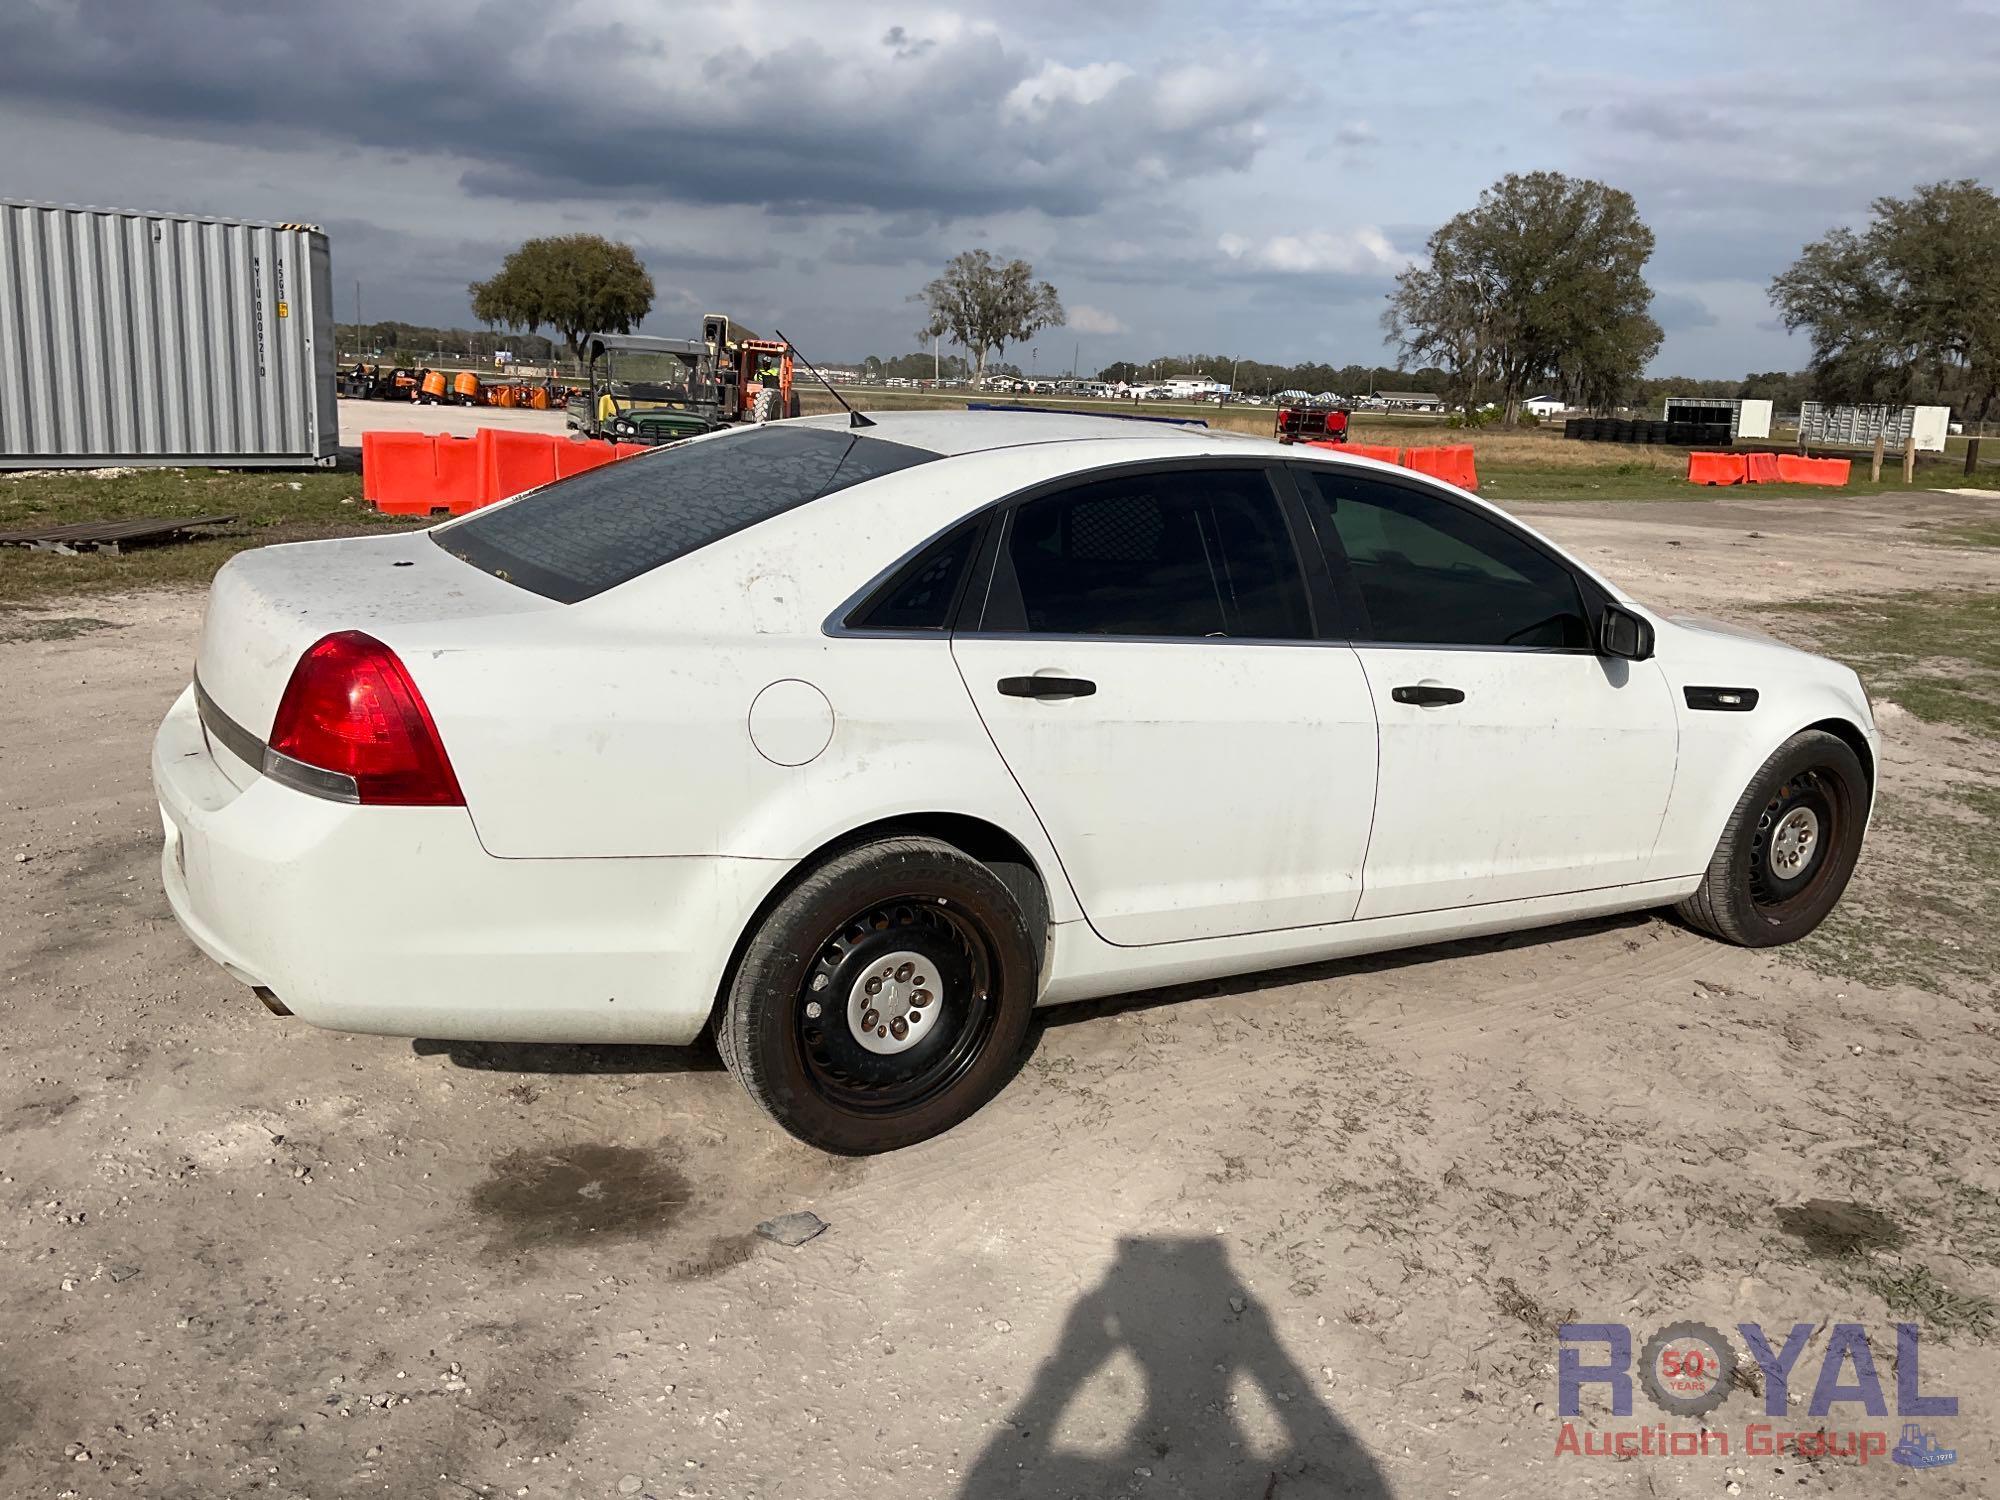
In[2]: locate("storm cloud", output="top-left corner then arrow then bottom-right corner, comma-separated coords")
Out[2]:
2,0 -> 1995,374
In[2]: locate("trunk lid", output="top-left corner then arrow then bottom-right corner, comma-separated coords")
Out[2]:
194,530 -> 555,788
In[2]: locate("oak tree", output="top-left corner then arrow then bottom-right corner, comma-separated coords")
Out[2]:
469,235 -> 655,363
913,251 -> 1064,389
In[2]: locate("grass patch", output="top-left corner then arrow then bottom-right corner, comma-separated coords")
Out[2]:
1933,523 -> 2000,549
1850,1264 -> 1997,1341
0,612 -> 123,643
1767,589 -> 2000,740
1788,788 -> 2000,995
1758,590 -> 2000,994
0,467 -> 420,604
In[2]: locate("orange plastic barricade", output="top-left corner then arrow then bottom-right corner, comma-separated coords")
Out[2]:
613,443 -> 651,460
1687,451 -> 1747,486
1742,451 -> 1781,484
432,435 -> 482,514
1344,443 -> 1402,466
476,429 -> 559,507
360,430 -> 439,515
1775,454 -> 1852,487
1402,444 -> 1478,489
554,439 -> 621,481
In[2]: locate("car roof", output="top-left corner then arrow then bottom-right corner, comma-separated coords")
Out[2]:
788,406 -> 1251,458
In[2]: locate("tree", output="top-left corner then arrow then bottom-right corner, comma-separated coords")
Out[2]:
913,250 -> 1064,388
1772,179 -> 2000,421
1384,172 -> 1661,423
469,234 -> 654,363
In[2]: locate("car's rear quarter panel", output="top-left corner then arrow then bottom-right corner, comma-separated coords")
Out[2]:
392,447 -> 1165,926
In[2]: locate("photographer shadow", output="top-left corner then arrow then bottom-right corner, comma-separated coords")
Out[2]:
959,1235 -> 1390,1499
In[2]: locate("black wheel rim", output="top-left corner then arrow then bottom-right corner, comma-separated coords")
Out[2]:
1748,766 -> 1846,920
793,897 -> 998,1116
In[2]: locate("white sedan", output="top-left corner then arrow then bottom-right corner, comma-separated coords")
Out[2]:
155,411 -> 1876,1152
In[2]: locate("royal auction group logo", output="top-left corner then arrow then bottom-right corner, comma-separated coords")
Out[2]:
1555,1321 -> 1958,1469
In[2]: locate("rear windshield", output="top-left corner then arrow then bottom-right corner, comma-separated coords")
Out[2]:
433,426 -> 937,602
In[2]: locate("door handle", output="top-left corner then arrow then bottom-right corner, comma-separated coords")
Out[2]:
1391,683 -> 1465,707
998,674 -> 1097,700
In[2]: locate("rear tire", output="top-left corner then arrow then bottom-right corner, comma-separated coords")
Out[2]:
1676,730 -> 1868,947
718,837 -> 1038,1153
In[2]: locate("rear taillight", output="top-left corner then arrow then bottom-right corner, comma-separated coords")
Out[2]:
266,631 -> 464,806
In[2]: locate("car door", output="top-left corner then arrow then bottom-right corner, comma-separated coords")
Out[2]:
1289,463 -> 1679,919
951,462 -> 1379,947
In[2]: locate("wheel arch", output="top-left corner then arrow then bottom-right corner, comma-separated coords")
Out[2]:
704,811 -> 1057,1037
1802,715 -> 1875,797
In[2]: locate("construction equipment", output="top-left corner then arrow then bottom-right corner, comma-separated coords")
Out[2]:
336,362 -> 421,401
1275,403 -> 1350,445
569,315 -> 800,446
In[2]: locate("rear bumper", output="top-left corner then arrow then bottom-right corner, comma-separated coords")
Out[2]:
152,684 -> 777,1045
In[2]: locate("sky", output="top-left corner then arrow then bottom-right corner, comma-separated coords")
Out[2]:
2,0 -> 1996,379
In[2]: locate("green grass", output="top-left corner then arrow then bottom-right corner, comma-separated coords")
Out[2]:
1756,589 -> 2000,994
1934,523 -> 2000,549
1482,462 -> 1995,503
0,467 -> 419,605
1769,589 -> 2000,740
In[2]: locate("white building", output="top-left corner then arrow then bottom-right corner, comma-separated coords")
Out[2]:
1522,394 -> 1567,418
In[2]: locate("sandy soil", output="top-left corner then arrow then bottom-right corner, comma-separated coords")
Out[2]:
3,495 -> 1997,1499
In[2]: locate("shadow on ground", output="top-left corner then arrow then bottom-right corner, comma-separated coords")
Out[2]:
410,1036 -> 725,1074
1032,909 -> 1656,1035
959,1236 -> 1390,1499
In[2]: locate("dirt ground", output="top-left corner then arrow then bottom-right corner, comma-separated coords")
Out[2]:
337,398 -> 572,444
3,492 -> 1997,1500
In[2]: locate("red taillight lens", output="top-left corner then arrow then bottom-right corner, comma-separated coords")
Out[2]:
268,631 -> 464,806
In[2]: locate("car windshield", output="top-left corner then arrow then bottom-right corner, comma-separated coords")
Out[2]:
432,425 -> 938,603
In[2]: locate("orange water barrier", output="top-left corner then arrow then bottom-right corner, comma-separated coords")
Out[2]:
361,430 -> 647,516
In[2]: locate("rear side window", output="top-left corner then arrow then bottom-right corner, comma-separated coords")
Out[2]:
434,426 -> 936,603
845,515 -> 984,631
982,468 -> 1311,639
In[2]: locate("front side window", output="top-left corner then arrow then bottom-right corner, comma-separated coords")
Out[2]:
1297,469 -> 1592,649
435,425 -> 936,603
984,469 -> 1311,639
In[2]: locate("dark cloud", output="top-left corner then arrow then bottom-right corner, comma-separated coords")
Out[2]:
0,0 -> 1278,221
1652,292 -> 1719,332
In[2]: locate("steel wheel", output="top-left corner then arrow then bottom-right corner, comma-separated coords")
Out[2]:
1677,729 -> 1869,948
717,835 -> 1038,1153
794,899 -> 998,1115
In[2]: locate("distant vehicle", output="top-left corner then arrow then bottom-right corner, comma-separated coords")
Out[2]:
158,410 -> 1877,1153
568,316 -> 797,445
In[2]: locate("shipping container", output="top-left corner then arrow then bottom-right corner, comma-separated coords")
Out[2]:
1797,401 -> 1952,454
0,200 -> 336,469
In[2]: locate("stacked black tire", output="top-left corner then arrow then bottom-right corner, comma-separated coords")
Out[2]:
1565,417 -> 1731,446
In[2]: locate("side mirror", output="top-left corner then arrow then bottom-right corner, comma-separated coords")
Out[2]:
1599,602 -> 1655,661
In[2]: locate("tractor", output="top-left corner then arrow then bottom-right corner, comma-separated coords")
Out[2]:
569,315 -> 799,446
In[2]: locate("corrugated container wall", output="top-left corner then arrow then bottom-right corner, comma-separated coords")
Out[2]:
0,201 -> 337,468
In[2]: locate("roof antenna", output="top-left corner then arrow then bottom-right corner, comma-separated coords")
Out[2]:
776,328 -> 874,428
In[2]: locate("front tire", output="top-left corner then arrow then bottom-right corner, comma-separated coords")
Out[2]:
1676,729 -> 1868,947
717,837 -> 1038,1153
